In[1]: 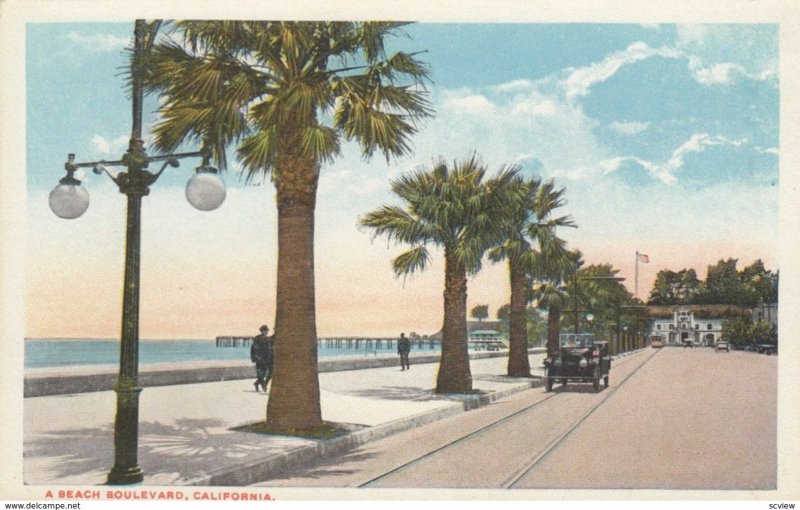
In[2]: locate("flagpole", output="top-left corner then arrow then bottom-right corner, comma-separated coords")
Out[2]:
635,250 -> 639,300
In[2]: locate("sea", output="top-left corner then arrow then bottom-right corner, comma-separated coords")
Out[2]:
24,338 -> 443,370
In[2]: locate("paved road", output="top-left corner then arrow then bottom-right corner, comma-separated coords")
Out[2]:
253,347 -> 777,490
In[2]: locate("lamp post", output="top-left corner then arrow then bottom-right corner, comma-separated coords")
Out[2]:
619,304 -> 647,351
48,20 -> 226,485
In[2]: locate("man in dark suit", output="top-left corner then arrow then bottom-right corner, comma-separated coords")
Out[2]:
398,332 -> 411,371
251,325 -> 274,391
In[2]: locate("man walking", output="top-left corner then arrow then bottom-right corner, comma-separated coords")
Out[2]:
398,332 -> 411,371
251,325 -> 274,392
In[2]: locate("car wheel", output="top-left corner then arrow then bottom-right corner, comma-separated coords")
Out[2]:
560,378 -> 567,387
593,368 -> 600,392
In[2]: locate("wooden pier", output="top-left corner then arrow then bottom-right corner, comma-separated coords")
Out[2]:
318,337 -> 439,350
215,336 -> 252,348
215,335 -> 440,350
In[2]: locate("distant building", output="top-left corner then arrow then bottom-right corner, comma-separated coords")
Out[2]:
751,302 -> 778,329
467,320 -> 504,334
650,308 -> 725,347
429,321 -> 508,348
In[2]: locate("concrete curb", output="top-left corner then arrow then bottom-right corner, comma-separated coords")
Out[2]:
182,376 -> 544,486
25,348 -> 545,397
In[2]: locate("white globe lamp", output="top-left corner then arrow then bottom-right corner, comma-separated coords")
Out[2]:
49,177 -> 90,219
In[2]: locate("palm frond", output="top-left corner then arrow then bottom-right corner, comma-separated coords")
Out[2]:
299,125 -> 341,166
359,205 -> 424,244
392,245 -> 430,277
237,128 -> 278,183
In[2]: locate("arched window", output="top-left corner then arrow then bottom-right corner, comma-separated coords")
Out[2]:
707,323 -> 713,330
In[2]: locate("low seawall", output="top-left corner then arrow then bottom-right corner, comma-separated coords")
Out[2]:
24,348 -> 546,397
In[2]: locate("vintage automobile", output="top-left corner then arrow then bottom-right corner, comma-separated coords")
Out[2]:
756,343 -> 777,355
715,339 -> 730,352
543,333 -> 610,392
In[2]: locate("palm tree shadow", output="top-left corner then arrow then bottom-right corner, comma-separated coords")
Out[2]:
25,418 -> 316,484
343,386 -> 442,401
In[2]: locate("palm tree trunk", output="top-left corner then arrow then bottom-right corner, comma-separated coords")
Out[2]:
507,260 -> 531,377
266,151 -> 323,431
437,248 -> 472,393
547,305 -> 561,359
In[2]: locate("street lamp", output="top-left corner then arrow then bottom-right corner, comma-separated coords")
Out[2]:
48,20 -> 225,485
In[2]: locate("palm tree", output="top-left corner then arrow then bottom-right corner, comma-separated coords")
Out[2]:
488,175 -> 575,376
360,156 -> 519,393
569,263 -> 635,349
538,260 -> 633,357
143,21 -> 432,431
532,250 -> 582,359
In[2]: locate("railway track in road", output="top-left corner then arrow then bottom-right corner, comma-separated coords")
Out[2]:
502,348 -> 660,488
359,348 -> 662,489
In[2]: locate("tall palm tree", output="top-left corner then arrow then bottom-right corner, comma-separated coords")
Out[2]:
489,175 -> 575,376
143,21 -> 431,431
532,249 -> 582,359
569,263 -> 634,348
360,156 -> 519,393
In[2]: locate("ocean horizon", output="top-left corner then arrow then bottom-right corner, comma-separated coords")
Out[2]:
24,337 -> 441,370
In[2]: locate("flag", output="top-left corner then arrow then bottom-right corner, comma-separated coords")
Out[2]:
637,253 -> 649,263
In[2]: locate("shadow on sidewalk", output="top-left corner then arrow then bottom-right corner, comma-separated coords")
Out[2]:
342,386 -> 442,402
25,418 -> 315,484
25,425 -> 113,482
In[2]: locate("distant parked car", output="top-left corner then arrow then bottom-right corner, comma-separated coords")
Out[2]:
756,344 -> 777,355
682,339 -> 694,348
715,340 -> 730,352
651,339 -> 664,349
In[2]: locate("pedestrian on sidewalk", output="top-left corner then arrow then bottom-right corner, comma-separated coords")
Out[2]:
398,332 -> 411,370
251,325 -> 275,392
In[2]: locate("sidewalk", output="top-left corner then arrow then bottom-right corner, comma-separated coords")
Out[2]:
23,351 -> 547,487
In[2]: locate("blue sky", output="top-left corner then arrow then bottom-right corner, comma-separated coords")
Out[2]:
24,22 -> 779,338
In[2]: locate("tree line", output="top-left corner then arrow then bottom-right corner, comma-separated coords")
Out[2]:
647,258 -> 777,307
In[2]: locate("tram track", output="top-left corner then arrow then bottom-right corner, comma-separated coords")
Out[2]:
503,347 -> 660,488
359,348 -> 660,489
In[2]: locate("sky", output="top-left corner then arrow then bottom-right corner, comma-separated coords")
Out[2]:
23,22 -> 780,339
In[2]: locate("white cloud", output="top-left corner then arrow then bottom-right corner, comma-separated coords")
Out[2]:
580,133 -> 749,185
653,133 -> 746,183
691,62 -> 744,85
90,134 -> 128,156
688,59 -> 776,86
557,31 -> 776,96
510,99 -> 557,118
676,24 -> 709,47
66,31 -> 130,52
563,42 -> 682,100
491,79 -> 534,93
609,121 -> 650,136
676,25 -> 778,87
90,135 -> 110,154
442,93 -> 495,116
756,146 -> 779,156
